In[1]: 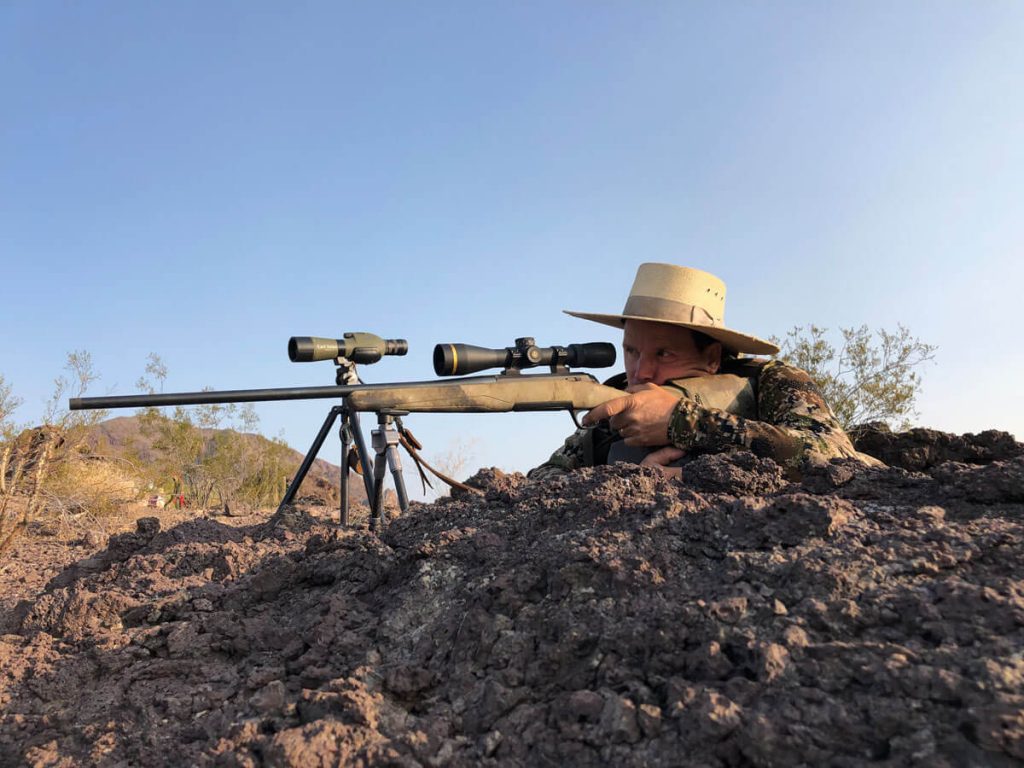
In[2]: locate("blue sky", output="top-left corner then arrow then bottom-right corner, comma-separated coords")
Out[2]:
2,2 -> 1022,495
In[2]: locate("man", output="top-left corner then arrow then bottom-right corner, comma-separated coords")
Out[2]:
529,263 -> 881,480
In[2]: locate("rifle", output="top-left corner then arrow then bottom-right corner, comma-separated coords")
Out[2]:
69,335 -> 754,528
68,372 -> 626,416
69,336 -> 753,418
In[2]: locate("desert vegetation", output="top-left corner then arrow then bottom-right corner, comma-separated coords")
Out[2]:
0,353 -> 308,553
771,324 -> 936,431
0,353 -> 109,551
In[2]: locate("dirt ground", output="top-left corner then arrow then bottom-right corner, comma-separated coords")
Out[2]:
1,429 -> 1022,767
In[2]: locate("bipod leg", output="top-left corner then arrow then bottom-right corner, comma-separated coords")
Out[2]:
385,439 -> 410,514
347,410 -> 376,510
279,406 -> 342,514
369,414 -> 391,532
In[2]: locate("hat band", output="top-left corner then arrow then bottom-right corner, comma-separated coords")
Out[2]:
622,295 -> 720,327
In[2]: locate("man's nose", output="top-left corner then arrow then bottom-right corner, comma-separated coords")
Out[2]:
634,354 -> 657,383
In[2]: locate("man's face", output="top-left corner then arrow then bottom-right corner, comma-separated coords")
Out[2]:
622,319 -> 722,387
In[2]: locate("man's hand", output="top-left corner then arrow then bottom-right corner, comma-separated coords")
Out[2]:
641,445 -> 686,480
582,383 -> 681,446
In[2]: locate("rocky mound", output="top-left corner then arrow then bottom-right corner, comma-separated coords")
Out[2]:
1,435 -> 1022,766
852,423 -> 1022,472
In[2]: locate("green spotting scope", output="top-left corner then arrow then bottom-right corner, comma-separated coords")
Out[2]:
289,333 -> 408,365
433,337 -> 616,376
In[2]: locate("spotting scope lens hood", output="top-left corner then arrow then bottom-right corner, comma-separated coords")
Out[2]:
289,333 -> 408,364
433,340 -> 616,376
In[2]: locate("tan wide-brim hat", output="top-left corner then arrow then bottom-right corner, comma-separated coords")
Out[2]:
565,263 -> 780,355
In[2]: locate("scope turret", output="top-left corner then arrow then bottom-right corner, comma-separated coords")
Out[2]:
289,333 -> 408,365
433,337 -> 616,376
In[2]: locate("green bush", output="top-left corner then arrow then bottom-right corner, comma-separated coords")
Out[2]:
771,325 -> 936,431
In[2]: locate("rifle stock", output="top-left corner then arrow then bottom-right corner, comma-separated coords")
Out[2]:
344,374 -> 624,413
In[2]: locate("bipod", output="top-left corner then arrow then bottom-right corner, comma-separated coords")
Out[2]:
367,409 -> 412,531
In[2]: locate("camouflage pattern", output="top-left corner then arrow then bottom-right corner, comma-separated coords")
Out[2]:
667,359 -> 883,475
527,424 -> 606,481
528,359 -> 882,480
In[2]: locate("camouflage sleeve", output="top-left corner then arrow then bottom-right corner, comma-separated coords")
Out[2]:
667,360 -> 883,474
527,426 -> 596,481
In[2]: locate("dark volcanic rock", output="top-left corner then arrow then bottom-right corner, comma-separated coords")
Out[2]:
1,439 -> 1023,767
681,451 -> 788,496
931,456 -> 1024,504
853,421 -> 1022,471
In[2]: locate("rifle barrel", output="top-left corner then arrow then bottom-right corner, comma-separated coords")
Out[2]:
69,385 -> 361,410
68,375 -> 507,411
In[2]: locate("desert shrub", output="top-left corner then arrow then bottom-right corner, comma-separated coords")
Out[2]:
134,355 -> 298,510
42,455 -> 141,518
234,435 -> 297,508
0,373 -> 23,495
771,325 -> 936,431
0,353 -> 107,551
0,374 -> 25,550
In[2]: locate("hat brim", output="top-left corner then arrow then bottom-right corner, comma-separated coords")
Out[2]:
564,310 -> 780,356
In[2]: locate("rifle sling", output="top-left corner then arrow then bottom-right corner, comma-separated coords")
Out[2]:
398,431 -> 482,496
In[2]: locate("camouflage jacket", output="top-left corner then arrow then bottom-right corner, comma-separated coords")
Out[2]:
528,359 -> 882,480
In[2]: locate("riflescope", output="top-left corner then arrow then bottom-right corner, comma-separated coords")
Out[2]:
289,333 -> 408,365
433,337 -> 616,376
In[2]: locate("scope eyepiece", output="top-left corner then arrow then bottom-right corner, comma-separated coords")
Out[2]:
289,333 -> 408,365
433,339 -> 616,376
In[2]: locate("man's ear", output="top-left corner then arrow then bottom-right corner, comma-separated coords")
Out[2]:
704,342 -> 722,374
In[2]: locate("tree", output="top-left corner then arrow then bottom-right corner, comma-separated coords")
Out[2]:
192,399 -> 260,509
770,325 -> 936,431
134,355 -> 204,507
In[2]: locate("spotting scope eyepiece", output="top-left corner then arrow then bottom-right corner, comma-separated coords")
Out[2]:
433,337 -> 616,376
289,333 -> 408,365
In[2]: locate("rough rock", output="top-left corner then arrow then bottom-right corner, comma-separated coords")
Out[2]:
0,434 -> 1022,766
853,421 -> 1022,471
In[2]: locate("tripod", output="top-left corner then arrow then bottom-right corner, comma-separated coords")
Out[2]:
276,356 -> 410,531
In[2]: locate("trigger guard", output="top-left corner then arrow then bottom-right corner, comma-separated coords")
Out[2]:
569,408 -> 585,430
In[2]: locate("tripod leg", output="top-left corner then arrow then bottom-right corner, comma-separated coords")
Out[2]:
340,411 -> 352,527
278,406 -> 342,514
